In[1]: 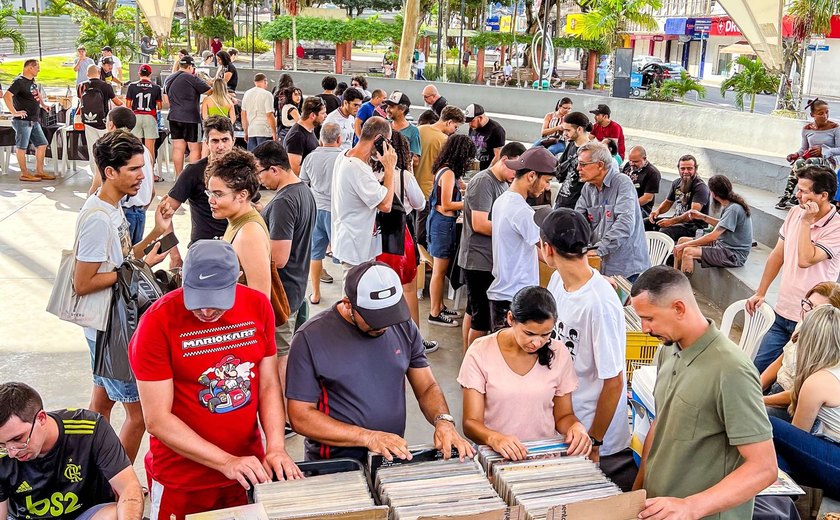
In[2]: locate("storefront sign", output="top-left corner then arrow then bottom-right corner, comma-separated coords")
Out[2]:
565,13 -> 585,35
485,16 -> 500,31
665,18 -> 696,35
652,35 -> 665,41
711,16 -> 742,37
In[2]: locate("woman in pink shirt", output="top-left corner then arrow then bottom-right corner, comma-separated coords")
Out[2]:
458,286 -> 592,460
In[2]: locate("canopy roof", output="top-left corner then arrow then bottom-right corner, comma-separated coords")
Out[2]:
137,0 -> 177,39
718,0 -> 783,70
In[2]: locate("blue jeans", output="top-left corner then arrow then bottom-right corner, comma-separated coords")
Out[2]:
86,337 -> 140,403
532,138 -> 566,156
247,136 -> 272,151
771,416 -> 840,498
123,206 -> 146,245
416,69 -> 426,80
753,313 -> 797,374
11,119 -> 47,149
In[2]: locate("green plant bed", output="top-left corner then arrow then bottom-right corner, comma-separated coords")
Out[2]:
233,36 -> 271,54
0,56 -> 75,87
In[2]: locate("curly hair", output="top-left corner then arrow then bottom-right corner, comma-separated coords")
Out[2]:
205,147 -> 261,199
432,134 -> 476,179
373,131 -> 411,173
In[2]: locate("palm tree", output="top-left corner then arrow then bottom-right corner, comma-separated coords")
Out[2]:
720,56 -> 779,113
663,71 -> 706,102
577,0 -> 662,88
78,19 -> 137,60
785,0 -> 840,110
0,7 -> 26,55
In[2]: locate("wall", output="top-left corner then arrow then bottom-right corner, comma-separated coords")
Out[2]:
0,16 -> 80,56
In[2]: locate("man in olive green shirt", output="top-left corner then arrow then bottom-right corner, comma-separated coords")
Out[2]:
630,266 -> 777,520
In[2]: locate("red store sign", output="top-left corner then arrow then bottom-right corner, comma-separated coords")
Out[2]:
711,16 -> 742,36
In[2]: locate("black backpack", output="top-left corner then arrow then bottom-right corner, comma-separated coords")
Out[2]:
79,81 -> 108,130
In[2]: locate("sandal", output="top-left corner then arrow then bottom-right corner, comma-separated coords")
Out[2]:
308,294 -> 320,305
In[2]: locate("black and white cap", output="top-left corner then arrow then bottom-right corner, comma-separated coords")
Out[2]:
345,261 -> 411,329
464,103 -> 485,122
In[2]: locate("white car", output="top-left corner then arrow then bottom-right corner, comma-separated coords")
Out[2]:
632,55 -> 663,71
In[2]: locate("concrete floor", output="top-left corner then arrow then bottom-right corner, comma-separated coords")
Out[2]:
3,159 -> 835,516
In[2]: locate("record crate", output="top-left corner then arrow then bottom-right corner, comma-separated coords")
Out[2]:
625,331 -> 658,382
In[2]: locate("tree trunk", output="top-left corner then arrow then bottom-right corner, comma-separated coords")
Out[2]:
292,15 -> 298,71
476,46 -> 485,83
397,0 -> 420,79
586,50 -> 596,89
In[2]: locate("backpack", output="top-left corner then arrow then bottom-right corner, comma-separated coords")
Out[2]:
79,81 -> 108,130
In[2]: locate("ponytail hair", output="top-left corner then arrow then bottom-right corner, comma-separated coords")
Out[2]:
709,175 -> 750,217
509,286 -> 557,368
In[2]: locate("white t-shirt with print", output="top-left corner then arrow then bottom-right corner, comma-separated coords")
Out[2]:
76,193 -> 132,340
324,108 -> 355,150
331,151 -> 387,265
241,86 -> 275,138
487,190 -> 541,302
546,268 -> 631,456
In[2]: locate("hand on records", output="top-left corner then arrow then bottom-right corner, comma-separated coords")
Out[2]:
366,430 -> 412,461
263,449 -> 304,481
221,454 -> 270,490
564,422 -> 592,457
487,433 -> 528,461
638,496 -> 698,520
433,422 -> 475,461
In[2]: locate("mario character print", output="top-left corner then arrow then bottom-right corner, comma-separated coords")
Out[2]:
197,355 -> 255,414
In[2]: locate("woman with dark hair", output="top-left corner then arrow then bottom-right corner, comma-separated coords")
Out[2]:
777,98 -> 840,209
334,82 -> 348,98
534,97 -> 572,155
459,286 -> 592,460
207,148 -> 271,298
673,174 -> 753,274
276,87 -> 302,143
427,134 -> 476,327
215,50 -> 238,92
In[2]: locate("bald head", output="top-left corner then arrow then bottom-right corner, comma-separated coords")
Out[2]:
627,145 -> 648,169
422,85 -> 440,103
87,64 -> 100,78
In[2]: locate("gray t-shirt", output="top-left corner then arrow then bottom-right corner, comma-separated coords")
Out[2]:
164,71 -> 210,124
261,182 -> 316,311
300,146 -> 343,211
716,202 -> 753,262
458,169 -> 508,271
285,305 -> 429,462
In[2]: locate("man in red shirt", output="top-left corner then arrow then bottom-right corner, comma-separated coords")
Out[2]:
129,240 -> 302,519
589,104 -> 625,160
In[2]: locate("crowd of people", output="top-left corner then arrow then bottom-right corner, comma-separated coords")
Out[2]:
1,58 -> 839,520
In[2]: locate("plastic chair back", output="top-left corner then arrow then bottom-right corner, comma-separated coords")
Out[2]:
720,299 -> 775,361
646,231 -> 675,266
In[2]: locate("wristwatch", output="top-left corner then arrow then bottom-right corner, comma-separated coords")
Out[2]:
589,436 -> 604,447
434,413 -> 455,425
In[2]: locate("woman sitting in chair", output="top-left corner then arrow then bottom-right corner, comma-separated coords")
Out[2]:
761,281 -> 840,421
672,175 -> 753,274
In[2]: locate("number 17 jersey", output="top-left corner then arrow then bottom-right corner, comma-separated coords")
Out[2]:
126,79 -> 162,118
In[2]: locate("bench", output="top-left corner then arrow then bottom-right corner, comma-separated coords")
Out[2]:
514,67 -> 535,88
342,60 -> 381,75
551,69 -> 585,89
287,58 -> 335,73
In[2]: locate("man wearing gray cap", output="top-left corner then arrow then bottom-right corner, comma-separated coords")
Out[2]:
286,261 -> 474,463
486,147 -> 557,332
129,240 -> 301,520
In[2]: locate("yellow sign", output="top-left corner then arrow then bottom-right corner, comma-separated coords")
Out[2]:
500,15 -> 512,33
566,13 -> 585,35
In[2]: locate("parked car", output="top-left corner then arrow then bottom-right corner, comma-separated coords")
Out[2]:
639,62 -> 691,87
632,55 -> 663,71
300,40 -> 335,60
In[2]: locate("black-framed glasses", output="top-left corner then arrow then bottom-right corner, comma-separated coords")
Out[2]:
0,410 -> 41,455
255,166 -> 271,176
578,160 -> 600,167
801,298 -> 815,313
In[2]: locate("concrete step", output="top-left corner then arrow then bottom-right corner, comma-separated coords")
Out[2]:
689,242 -> 781,310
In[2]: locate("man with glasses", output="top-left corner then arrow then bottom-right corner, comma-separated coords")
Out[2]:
0,382 -> 144,520
574,141 -> 650,280
421,84 -> 447,117
324,87 -> 363,151
286,261 -> 474,463
286,97 -> 327,176
160,116 -> 234,266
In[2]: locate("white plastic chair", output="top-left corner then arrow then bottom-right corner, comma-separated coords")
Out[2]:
646,231 -> 675,266
720,299 -> 775,361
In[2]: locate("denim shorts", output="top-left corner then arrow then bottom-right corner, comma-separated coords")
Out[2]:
86,337 -> 140,403
310,209 -> 332,261
426,210 -> 457,259
11,119 -> 47,150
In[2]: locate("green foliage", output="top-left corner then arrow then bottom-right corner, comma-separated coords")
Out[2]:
43,0 -> 73,16
642,83 -> 675,102
170,18 -> 187,42
552,36 -> 606,53
334,0 -> 402,17
233,35 -> 271,53
113,5 -> 152,37
425,63 -> 475,83
77,17 -> 136,59
193,15 -> 235,40
0,6 -> 24,54
578,0 -> 661,51
661,71 -> 706,101
720,56 -> 779,112
260,15 -> 403,43
787,0 -> 840,40
470,31 -> 603,52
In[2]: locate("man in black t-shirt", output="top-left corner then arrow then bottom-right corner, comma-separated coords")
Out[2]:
649,154 -> 711,241
126,64 -> 163,168
553,111 -> 592,209
284,97 -> 326,175
466,104 -> 506,170
164,56 -> 212,176
0,382 -> 143,520
422,85 -> 447,116
161,116 -> 233,265
2,59 -> 54,182
315,75 -> 341,115
621,145 -> 661,227
79,65 -> 122,180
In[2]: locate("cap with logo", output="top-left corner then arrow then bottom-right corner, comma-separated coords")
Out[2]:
504,146 -> 558,175
533,207 -> 593,255
589,104 -> 611,116
138,64 -> 153,76
182,240 -> 240,311
464,103 -> 485,122
102,46 -> 112,52
101,57 -> 114,65
345,261 -> 411,329
179,55 -> 195,67
384,91 -> 411,107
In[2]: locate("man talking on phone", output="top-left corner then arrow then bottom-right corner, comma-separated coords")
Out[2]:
331,116 -> 397,280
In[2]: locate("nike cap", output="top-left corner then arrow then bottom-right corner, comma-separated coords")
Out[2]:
182,240 -> 240,311
345,261 -> 411,329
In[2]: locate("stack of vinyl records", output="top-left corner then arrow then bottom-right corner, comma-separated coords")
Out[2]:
492,456 -> 621,520
253,470 -> 384,519
613,275 -> 633,306
630,365 -> 656,413
624,306 -> 643,331
477,438 -> 568,476
374,458 -> 507,520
